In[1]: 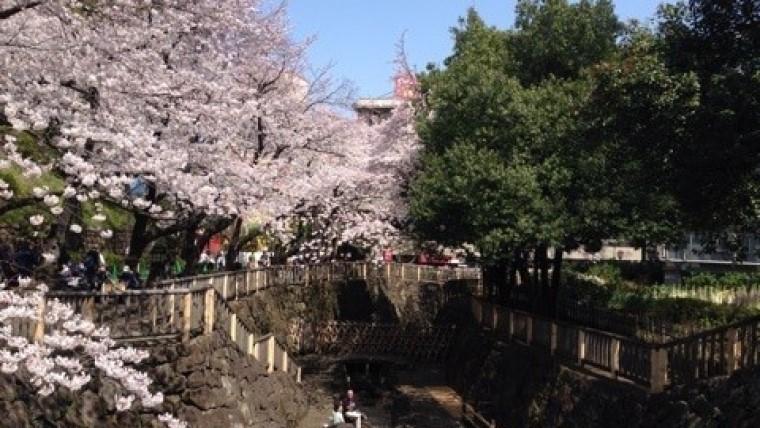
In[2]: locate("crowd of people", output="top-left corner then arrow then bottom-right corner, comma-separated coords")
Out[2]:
55,248 -> 142,291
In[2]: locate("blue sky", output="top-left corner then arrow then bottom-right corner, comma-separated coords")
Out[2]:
287,1 -> 672,99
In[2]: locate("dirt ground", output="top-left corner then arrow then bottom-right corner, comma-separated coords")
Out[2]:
297,357 -> 464,428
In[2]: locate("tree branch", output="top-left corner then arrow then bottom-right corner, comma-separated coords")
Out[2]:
0,1 -> 42,21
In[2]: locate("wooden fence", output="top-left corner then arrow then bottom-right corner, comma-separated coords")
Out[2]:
154,262 -> 481,295
35,284 -> 302,382
9,262 -> 481,384
471,297 -> 760,393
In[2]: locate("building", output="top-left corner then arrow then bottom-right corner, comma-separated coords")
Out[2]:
354,71 -> 418,125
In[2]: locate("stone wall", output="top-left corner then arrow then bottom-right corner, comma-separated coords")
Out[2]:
378,276 -> 473,326
228,282 -> 339,352
0,331 -> 308,428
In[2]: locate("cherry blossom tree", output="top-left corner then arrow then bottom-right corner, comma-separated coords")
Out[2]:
0,281 -> 185,427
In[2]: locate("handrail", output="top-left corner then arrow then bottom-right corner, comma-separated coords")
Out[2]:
461,402 -> 496,428
213,288 -> 302,382
26,261 -> 480,383
655,314 -> 760,348
47,287 -> 211,297
473,296 -> 760,394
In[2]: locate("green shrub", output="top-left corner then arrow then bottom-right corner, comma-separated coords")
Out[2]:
587,262 -> 623,286
685,272 -> 719,287
719,272 -> 754,289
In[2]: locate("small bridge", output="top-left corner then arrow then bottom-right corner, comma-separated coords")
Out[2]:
303,320 -> 458,364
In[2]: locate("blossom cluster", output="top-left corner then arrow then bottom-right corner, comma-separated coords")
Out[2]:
0,282 -> 185,426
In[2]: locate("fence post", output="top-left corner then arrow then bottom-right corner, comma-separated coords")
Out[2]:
526,315 -> 533,345
230,313 -> 237,342
726,328 -> 739,374
168,284 -> 176,326
33,297 -> 46,343
577,329 -> 586,365
267,336 -> 275,373
296,366 -> 302,383
417,266 -> 421,281
182,292 -> 192,342
550,322 -> 558,355
282,350 -> 289,373
248,333 -> 254,355
82,296 -> 96,322
650,347 -> 668,393
611,338 -> 621,377
222,275 -> 228,299
204,288 -> 215,335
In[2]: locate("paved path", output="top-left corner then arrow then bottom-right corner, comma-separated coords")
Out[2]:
297,362 -> 464,428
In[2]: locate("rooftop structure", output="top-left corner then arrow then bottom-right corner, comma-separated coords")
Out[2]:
354,72 -> 419,125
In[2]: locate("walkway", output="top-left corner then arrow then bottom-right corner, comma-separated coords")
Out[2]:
297,357 -> 463,428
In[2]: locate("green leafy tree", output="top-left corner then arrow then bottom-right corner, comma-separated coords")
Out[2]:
413,6 -> 623,311
582,29 -> 701,257
512,0 -> 622,85
657,0 -> 760,235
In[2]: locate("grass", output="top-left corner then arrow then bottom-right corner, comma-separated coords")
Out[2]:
563,263 -> 760,338
0,127 -> 134,236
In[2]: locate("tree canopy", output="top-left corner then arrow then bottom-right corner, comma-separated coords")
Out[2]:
411,0 -> 760,307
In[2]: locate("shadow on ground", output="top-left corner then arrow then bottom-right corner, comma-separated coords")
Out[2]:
298,355 -> 463,428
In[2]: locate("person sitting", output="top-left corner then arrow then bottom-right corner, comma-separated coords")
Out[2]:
323,398 -> 353,428
342,389 -> 357,413
119,265 -> 141,290
342,389 -> 366,427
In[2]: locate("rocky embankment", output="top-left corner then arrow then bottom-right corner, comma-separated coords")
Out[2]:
449,329 -> 760,428
0,331 -> 307,427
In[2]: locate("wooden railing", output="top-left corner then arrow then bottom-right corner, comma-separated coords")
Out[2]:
46,288 -> 210,342
472,297 -> 760,393
383,263 -> 482,285
155,262 -> 481,295
661,316 -> 760,385
33,284 -> 302,382
461,402 -> 496,428
214,294 -> 301,381
13,262 -> 480,384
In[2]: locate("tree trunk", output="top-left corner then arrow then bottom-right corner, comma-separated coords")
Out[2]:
224,216 -> 243,270
482,258 -> 508,302
549,248 -> 564,317
48,196 -> 80,265
180,222 -> 204,276
125,213 -> 151,271
125,184 -> 156,270
535,244 -> 549,314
